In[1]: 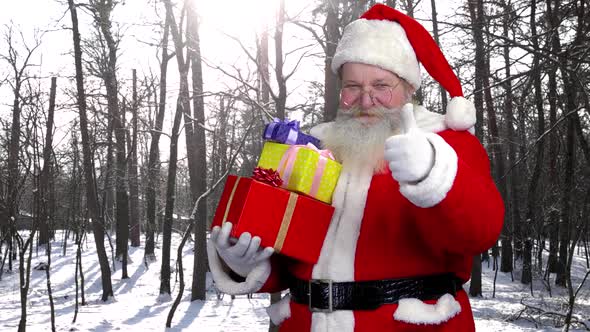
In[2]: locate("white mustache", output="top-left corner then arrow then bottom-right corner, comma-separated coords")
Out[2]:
339,106 -> 399,120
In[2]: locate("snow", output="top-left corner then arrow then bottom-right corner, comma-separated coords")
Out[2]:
0,232 -> 588,331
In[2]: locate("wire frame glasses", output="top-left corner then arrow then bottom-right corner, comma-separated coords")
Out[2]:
340,81 -> 402,108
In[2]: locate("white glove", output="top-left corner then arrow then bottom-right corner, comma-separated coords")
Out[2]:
385,103 -> 435,183
211,222 -> 274,277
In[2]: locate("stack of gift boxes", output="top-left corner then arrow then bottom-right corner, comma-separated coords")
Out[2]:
211,118 -> 342,264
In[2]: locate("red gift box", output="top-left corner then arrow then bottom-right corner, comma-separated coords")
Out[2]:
211,175 -> 334,264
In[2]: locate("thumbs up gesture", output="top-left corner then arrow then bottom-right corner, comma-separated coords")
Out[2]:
385,103 -> 435,183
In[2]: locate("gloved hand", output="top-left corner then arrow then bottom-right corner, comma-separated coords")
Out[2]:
385,103 -> 435,183
211,222 -> 275,277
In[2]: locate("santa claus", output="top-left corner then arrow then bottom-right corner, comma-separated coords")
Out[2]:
207,4 -> 504,332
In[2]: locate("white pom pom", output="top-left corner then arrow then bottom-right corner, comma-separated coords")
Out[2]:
445,97 -> 476,131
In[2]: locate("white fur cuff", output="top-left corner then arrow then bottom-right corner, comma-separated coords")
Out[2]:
393,293 -> 461,324
207,239 -> 271,295
399,133 -> 458,208
266,294 -> 292,325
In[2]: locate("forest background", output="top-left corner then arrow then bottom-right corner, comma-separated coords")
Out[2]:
0,0 -> 589,331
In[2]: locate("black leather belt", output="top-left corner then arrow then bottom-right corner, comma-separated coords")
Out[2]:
289,273 -> 463,312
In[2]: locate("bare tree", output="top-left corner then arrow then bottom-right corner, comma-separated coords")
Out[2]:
67,0 -> 113,301
129,69 -> 141,247
40,77 -> 57,332
16,226 -> 36,332
145,13 -> 171,261
1,24 -> 42,270
522,0 -> 544,285
498,0 -> 522,280
183,0 -> 209,301
158,0 -> 191,298
158,78 -> 184,296
467,0 -> 489,297
89,0 -> 130,278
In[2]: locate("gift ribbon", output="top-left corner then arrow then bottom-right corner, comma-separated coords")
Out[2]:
274,192 -> 297,252
277,143 -> 335,198
221,176 -> 298,253
264,118 -> 300,145
222,177 -> 241,225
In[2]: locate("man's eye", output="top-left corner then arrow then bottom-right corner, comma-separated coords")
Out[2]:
374,84 -> 390,90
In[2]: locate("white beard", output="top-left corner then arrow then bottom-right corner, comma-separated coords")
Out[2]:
321,106 -> 402,174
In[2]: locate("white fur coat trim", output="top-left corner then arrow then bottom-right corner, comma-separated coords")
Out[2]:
266,294 -> 291,325
309,163 -> 374,332
207,239 -> 270,295
399,132 -> 458,208
393,293 -> 462,324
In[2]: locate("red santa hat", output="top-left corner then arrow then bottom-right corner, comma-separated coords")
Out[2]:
331,4 -> 475,131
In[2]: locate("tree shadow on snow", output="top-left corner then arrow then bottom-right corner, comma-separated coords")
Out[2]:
170,299 -> 204,330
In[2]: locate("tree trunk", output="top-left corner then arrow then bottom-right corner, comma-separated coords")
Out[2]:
68,0 -> 113,301
546,0 -> 559,274
323,0 -> 340,122
429,0 -> 447,111
39,77 -> 56,247
522,0 -> 544,285
500,0 -> 522,266
469,254 -> 482,296
553,0 -> 578,287
187,0 -> 209,301
45,239 -> 56,332
39,77 -> 57,331
160,95 -> 184,296
475,0 -> 511,274
102,115 -> 115,234
385,0 -> 397,9
145,15 -> 170,261
93,0 -> 129,277
273,0 -> 287,119
17,235 -> 35,332
129,69 -> 141,248
401,0 -> 423,104
6,47 -> 22,274
467,0 -> 504,295
163,0 -> 199,208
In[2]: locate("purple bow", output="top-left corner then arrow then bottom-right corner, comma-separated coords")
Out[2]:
263,118 -> 300,145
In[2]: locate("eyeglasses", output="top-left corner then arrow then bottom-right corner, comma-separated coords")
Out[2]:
340,81 -> 402,108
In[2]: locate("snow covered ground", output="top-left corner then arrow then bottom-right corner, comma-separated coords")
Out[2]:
0,231 -> 588,331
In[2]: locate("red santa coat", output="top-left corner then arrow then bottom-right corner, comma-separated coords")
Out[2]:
208,107 -> 504,332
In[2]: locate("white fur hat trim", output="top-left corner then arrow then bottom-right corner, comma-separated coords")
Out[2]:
331,18 -> 421,89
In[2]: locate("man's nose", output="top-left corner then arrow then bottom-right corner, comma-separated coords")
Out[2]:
359,90 -> 374,110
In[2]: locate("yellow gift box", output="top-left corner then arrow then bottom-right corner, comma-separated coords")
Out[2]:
257,142 -> 342,204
